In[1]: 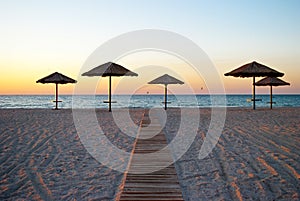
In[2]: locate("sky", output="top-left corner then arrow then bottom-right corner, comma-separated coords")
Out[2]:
0,0 -> 299,95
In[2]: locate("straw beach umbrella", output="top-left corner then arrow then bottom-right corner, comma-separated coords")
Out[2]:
82,62 -> 138,112
148,74 -> 184,110
36,72 -> 77,110
224,61 -> 284,109
255,77 -> 290,109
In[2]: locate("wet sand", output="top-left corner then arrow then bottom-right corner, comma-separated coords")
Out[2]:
0,108 -> 299,200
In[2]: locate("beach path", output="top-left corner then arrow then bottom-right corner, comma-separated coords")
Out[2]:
117,110 -> 184,201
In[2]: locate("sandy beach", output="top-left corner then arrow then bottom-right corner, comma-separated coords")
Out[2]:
0,109 -> 144,200
0,108 -> 299,200
165,108 -> 300,200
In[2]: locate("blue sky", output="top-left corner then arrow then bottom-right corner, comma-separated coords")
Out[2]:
0,0 -> 299,94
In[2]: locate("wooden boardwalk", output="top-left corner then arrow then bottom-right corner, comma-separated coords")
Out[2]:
117,111 -> 184,201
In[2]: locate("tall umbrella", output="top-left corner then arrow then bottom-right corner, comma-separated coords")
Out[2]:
255,77 -> 290,109
224,61 -> 284,109
36,72 -> 77,110
82,62 -> 138,112
148,74 -> 184,110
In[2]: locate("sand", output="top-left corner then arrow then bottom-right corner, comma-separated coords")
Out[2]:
0,108 -> 299,200
0,109 -> 144,200
164,108 -> 300,200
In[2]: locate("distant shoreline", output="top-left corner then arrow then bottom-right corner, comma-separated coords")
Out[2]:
1,107 -> 300,111
1,94 -> 300,109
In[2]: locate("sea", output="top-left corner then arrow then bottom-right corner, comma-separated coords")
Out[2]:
0,95 -> 299,109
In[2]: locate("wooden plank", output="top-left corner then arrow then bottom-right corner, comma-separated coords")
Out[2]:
118,110 -> 184,201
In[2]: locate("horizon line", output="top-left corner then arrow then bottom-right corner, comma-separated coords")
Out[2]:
0,93 -> 299,96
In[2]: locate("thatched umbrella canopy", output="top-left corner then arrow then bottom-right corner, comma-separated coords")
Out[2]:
148,74 -> 184,110
255,77 -> 290,109
224,61 -> 284,109
82,62 -> 138,112
36,72 -> 77,110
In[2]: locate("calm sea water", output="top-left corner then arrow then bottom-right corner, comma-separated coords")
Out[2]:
0,95 -> 299,109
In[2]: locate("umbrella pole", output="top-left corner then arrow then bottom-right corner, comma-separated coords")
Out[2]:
164,84 -> 167,110
55,83 -> 58,110
253,76 -> 256,110
109,76 -> 112,112
270,85 -> 273,109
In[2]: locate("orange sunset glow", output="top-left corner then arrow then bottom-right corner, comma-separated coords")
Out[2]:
0,1 -> 299,95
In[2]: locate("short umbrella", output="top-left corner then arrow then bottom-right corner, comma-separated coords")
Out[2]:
224,61 -> 284,109
36,72 -> 77,110
255,77 -> 290,109
82,62 -> 138,112
148,74 -> 184,110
